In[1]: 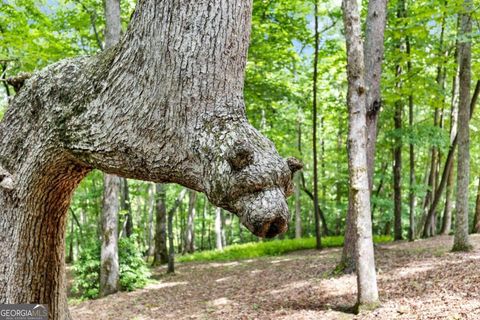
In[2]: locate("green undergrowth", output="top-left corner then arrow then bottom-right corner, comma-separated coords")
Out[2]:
178,235 -> 392,263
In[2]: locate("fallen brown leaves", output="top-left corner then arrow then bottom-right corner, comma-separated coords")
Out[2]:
70,235 -> 480,320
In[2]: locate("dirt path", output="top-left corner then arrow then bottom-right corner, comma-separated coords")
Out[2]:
70,235 -> 480,319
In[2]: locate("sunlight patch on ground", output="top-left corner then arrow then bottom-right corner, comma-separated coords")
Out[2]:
207,261 -> 240,268
319,275 -> 356,299
271,258 -> 293,264
250,269 -> 263,275
209,297 -> 233,307
216,276 -> 234,282
144,281 -> 188,290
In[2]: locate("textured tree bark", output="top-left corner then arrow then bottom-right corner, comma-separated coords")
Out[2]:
0,1 -> 300,318
100,0 -> 121,297
452,0 -> 473,252
342,0 -> 379,309
184,190 -> 197,253
341,0 -> 387,272
100,174 -> 120,297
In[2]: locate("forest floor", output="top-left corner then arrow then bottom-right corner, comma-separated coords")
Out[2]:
70,234 -> 480,320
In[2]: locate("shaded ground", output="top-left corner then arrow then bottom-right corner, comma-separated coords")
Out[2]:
70,235 -> 480,319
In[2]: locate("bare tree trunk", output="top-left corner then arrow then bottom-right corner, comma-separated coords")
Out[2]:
295,117 -> 302,239
453,0 -> 473,252
121,178 -> 133,237
312,0 -> 322,250
100,0 -> 121,298
407,36 -> 416,241
341,0 -> 387,272
147,183 -> 155,257
0,1 -> 302,317
473,177 -> 480,233
100,174 -> 120,296
215,207 -> 223,250
184,190 -> 197,253
342,0 -> 379,309
440,160 -> 454,235
153,184 -> 168,266
295,172 -> 302,239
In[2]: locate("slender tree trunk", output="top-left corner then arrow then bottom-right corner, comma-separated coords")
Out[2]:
215,207 -> 223,250
295,172 -> 302,239
100,174 -> 120,296
441,161 -> 454,234
147,183 -> 155,257
312,0 -> 322,250
473,177 -> 480,233
407,34 -> 416,241
341,0 -> 387,272
121,178 -> 133,237
200,197 -> 207,250
342,0 -> 379,309
66,217 -> 74,264
100,0 -> 121,297
184,190 -> 197,253
153,184 -> 168,265
453,0 -> 473,252
167,200 -> 175,273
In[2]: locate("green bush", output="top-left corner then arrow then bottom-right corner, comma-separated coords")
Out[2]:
178,235 -> 392,263
71,243 -> 101,299
72,236 -> 150,299
118,236 -> 151,291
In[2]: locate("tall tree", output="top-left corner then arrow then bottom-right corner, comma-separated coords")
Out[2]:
342,0 -> 379,309
146,182 -> 155,257
215,207 -> 224,250
452,0 -> 473,252
312,0 -> 322,250
340,0 -> 387,271
100,0 -> 121,297
184,189 -> 197,254
100,174 -> 120,296
393,0 -> 406,241
153,183 -> 168,265
0,1 -> 302,317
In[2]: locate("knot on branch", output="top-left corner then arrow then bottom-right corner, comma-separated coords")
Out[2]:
367,99 -> 382,117
0,166 -> 15,190
7,72 -> 32,92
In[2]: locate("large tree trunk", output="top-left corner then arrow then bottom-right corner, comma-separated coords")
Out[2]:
184,190 -> 197,254
341,0 -> 387,272
152,184 -> 168,265
342,0 -> 379,309
0,1 -> 301,318
100,0 -> 121,298
452,0 -> 473,252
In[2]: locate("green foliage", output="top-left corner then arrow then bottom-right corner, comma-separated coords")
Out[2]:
72,236 -> 150,299
118,236 -> 151,292
178,236 -> 392,263
71,243 -> 101,299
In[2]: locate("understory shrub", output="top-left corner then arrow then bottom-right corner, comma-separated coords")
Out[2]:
72,235 -> 150,299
